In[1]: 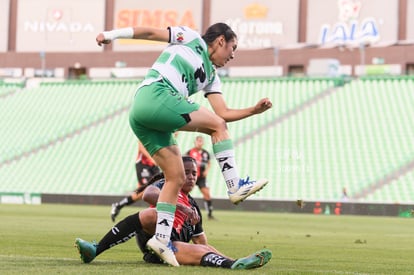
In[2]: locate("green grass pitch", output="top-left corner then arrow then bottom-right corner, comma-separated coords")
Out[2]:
0,203 -> 413,274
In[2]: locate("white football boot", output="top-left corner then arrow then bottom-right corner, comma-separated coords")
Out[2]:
228,177 -> 269,204
146,236 -> 179,267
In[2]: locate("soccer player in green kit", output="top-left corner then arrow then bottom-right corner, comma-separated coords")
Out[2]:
96,23 -> 272,266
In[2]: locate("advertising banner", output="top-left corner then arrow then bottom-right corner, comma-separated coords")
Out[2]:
307,0 -> 398,46
112,0 -> 202,51
407,0 -> 414,41
16,0 -> 105,52
210,0 -> 299,49
0,0 -> 9,52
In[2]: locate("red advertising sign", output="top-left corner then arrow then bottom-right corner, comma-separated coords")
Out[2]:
112,0 -> 202,51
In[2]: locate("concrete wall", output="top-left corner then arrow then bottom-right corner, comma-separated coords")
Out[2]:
41,193 -> 414,217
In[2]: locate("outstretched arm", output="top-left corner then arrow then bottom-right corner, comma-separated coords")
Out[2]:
96,26 -> 170,46
207,93 -> 273,122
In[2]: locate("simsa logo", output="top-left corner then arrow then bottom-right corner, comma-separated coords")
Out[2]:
116,9 -> 197,30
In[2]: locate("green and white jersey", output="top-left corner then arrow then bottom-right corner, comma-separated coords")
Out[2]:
142,26 -> 221,97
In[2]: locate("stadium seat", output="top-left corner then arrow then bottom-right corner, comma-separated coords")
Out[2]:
1,77 -> 413,204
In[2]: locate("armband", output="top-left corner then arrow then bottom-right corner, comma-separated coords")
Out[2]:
102,27 -> 134,41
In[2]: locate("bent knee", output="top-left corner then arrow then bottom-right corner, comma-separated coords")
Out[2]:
211,116 -> 228,132
166,171 -> 186,188
176,173 -> 186,187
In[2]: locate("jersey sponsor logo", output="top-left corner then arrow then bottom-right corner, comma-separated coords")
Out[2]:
181,63 -> 207,91
194,64 -> 206,83
141,168 -> 151,178
194,44 -> 203,54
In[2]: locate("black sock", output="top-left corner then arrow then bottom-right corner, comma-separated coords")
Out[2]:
204,200 -> 213,216
96,213 -> 140,255
126,196 -> 135,205
117,195 -> 134,208
200,252 -> 235,268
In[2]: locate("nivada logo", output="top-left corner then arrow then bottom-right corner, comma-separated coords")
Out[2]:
51,10 -> 63,20
23,10 -> 95,33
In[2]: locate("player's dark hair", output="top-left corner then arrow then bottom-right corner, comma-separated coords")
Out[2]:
182,155 -> 197,166
134,156 -> 196,194
202,22 -> 237,45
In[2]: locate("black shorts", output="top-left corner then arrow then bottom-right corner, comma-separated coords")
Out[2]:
135,162 -> 161,185
196,177 -> 207,189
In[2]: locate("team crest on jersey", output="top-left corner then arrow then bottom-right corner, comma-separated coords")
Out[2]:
176,32 -> 184,42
